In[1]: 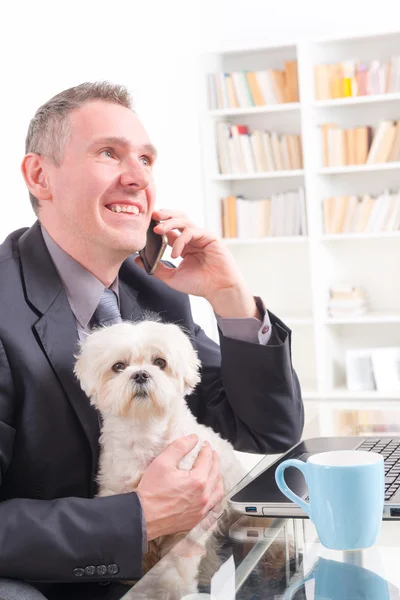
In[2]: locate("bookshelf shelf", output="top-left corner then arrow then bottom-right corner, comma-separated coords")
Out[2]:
317,163 -> 400,175
200,30 -> 400,406
208,102 -> 301,117
223,235 -> 308,245
325,388 -> 400,401
213,170 -> 304,181
314,92 -> 400,108
325,312 -> 400,325
321,232 -> 400,241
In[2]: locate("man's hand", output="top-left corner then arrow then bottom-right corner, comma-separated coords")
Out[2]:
136,434 -> 224,541
134,209 -> 261,320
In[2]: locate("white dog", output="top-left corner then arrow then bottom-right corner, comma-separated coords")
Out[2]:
74,319 -> 245,594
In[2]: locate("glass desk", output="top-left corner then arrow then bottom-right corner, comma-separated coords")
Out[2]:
122,402 -> 400,599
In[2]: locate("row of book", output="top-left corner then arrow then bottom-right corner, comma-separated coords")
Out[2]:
322,191 -> 400,234
221,189 -> 307,238
216,123 -> 303,175
328,285 -> 367,318
208,61 -> 299,110
339,411 -> 400,435
314,56 -> 400,100
321,120 -> 400,167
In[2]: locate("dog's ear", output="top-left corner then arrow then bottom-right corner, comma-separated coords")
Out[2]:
73,351 -> 97,399
183,355 -> 202,396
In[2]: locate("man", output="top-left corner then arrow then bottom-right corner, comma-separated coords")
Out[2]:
0,82 -> 303,599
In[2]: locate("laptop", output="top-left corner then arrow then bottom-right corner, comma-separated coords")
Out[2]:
228,436 -> 400,519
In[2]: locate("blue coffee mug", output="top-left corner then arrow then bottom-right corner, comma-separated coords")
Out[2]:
275,450 -> 384,550
283,557 -> 390,600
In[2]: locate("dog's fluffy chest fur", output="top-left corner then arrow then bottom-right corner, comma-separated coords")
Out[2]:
96,402 -> 243,499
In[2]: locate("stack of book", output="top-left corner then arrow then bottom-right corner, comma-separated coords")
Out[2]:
221,189 -> 307,238
216,123 -> 303,174
314,56 -> 400,100
208,61 -> 299,109
321,120 -> 400,167
322,190 -> 400,234
328,285 -> 367,318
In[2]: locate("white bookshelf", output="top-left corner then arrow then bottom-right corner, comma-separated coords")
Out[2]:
199,30 -> 400,403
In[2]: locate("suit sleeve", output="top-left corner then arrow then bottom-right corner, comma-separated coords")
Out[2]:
187,311 -> 304,454
0,339 -> 143,582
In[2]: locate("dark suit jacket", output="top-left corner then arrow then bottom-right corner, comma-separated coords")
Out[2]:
0,222 -> 303,591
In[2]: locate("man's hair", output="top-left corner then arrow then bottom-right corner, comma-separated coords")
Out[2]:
25,81 -> 133,215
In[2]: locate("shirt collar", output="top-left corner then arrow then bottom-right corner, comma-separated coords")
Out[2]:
40,224 -> 119,329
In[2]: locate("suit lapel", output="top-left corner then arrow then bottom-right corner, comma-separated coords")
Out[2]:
18,222 -> 100,482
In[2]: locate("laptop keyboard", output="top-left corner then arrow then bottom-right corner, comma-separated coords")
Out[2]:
358,438 -> 400,501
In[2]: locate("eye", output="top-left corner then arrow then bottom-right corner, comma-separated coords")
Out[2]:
139,155 -> 152,166
100,148 -> 115,159
112,362 -> 126,373
153,357 -> 167,370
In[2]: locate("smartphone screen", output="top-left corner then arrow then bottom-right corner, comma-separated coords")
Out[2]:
139,219 -> 168,275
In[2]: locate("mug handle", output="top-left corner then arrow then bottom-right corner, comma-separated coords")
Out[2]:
275,459 -> 311,519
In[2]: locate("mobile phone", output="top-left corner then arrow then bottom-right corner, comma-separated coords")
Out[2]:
139,219 -> 168,275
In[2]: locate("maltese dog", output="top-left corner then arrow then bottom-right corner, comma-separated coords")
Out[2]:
74,319 -> 245,594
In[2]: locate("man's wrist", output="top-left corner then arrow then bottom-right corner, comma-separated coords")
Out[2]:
206,283 -> 262,320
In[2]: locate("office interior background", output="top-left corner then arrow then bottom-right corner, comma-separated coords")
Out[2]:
2,0 -> 400,439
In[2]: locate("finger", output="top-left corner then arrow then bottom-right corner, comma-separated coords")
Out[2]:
207,476 -> 225,511
203,451 -> 220,496
164,230 -> 180,247
160,434 -> 199,467
170,228 -> 193,259
154,218 -> 196,234
191,441 -> 213,478
171,228 -> 215,259
152,209 -> 187,221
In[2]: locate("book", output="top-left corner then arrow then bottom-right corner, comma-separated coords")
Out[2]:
246,72 -> 266,106
366,121 -> 393,164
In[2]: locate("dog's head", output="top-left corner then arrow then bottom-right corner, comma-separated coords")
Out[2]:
74,320 -> 201,420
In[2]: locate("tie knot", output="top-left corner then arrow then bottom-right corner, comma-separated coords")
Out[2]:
91,289 -> 122,328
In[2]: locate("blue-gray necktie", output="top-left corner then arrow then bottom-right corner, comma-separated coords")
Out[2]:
91,289 -> 122,328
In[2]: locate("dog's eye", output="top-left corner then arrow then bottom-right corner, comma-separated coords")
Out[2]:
112,362 -> 126,373
153,357 -> 167,370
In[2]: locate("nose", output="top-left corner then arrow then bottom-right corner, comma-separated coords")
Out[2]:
131,370 -> 150,385
120,159 -> 150,190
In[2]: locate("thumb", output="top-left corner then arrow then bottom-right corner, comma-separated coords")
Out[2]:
162,434 -> 199,467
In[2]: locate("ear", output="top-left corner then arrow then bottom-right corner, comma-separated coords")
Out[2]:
21,153 -> 53,202
183,355 -> 201,396
73,351 -> 96,399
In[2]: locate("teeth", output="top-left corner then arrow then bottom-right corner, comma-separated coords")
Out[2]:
109,204 -> 140,215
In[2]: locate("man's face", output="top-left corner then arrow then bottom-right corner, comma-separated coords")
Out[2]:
42,100 -> 157,255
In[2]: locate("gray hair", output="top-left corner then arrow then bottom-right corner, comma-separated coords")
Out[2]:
25,81 -> 133,215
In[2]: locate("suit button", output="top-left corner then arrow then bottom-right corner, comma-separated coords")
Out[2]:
73,568 -> 85,577
107,564 -> 119,575
96,565 -> 107,576
85,565 -> 96,576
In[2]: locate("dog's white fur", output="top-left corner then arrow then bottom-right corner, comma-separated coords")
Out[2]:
74,319 -> 244,592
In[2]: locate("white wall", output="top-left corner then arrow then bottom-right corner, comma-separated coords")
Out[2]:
1,0 -> 398,331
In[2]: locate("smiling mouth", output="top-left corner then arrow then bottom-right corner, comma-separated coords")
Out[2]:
105,204 -> 141,215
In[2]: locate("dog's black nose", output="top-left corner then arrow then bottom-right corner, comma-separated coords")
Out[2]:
132,370 -> 150,385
